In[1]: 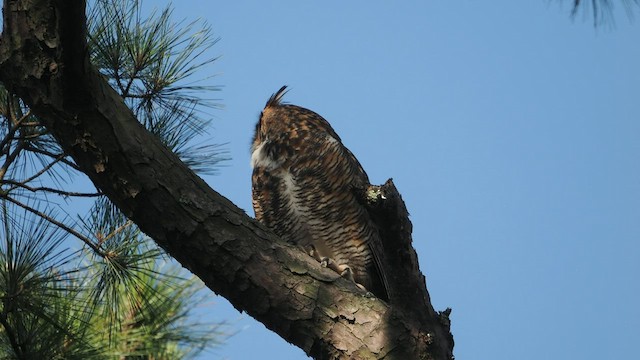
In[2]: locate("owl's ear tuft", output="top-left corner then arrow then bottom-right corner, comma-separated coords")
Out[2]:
265,85 -> 289,108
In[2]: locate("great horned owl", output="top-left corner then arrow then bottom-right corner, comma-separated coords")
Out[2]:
251,86 -> 389,300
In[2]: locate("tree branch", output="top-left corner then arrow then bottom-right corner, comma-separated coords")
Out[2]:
0,1 -> 453,359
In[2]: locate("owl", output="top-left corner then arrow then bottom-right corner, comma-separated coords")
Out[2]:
251,86 -> 389,300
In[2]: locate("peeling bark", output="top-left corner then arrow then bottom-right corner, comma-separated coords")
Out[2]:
0,1 -> 454,359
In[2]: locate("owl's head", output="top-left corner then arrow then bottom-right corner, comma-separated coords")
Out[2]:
254,86 -> 292,141
252,86 -> 341,147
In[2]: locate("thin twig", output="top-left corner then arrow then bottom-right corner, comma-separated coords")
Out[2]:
0,141 -> 26,182
1,195 -> 106,258
16,153 -> 64,184
2,180 -> 101,197
0,109 -> 31,154
23,129 -> 48,140
101,219 -> 134,244
0,101 -> 31,181
23,146 -> 81,171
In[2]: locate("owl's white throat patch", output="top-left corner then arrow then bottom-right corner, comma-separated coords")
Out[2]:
251,141 -> 282,170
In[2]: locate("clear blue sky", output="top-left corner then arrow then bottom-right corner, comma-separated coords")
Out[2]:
144,1 -> 639,359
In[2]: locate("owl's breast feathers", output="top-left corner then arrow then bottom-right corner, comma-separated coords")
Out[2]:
251,86 -> 389,300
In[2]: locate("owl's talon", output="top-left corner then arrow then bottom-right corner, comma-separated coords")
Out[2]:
307,245 -> 322,262
320,256 -> 332,268
340,266 -> 355,282
318,256 -> 354,282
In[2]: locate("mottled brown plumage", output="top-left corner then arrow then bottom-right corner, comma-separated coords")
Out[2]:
251,86 -> 389,300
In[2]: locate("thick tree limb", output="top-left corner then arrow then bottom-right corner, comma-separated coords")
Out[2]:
0,1 -> 453,358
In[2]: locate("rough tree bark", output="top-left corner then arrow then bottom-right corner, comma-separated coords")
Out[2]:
0,1 -> 454,359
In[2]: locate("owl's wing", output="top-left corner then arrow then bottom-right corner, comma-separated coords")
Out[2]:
251,167 -> 267,222
316,134 -> 390,300
252,166 -> 282,234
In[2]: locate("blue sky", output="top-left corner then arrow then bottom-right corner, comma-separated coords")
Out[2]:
143,1 -> 639,359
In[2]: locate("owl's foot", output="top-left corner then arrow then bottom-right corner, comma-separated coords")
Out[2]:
342,268 -> 369,293
307,245 -> 365,290
319,256 -> 356,283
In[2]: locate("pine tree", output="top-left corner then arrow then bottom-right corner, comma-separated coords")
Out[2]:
0,0 -> 227,358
